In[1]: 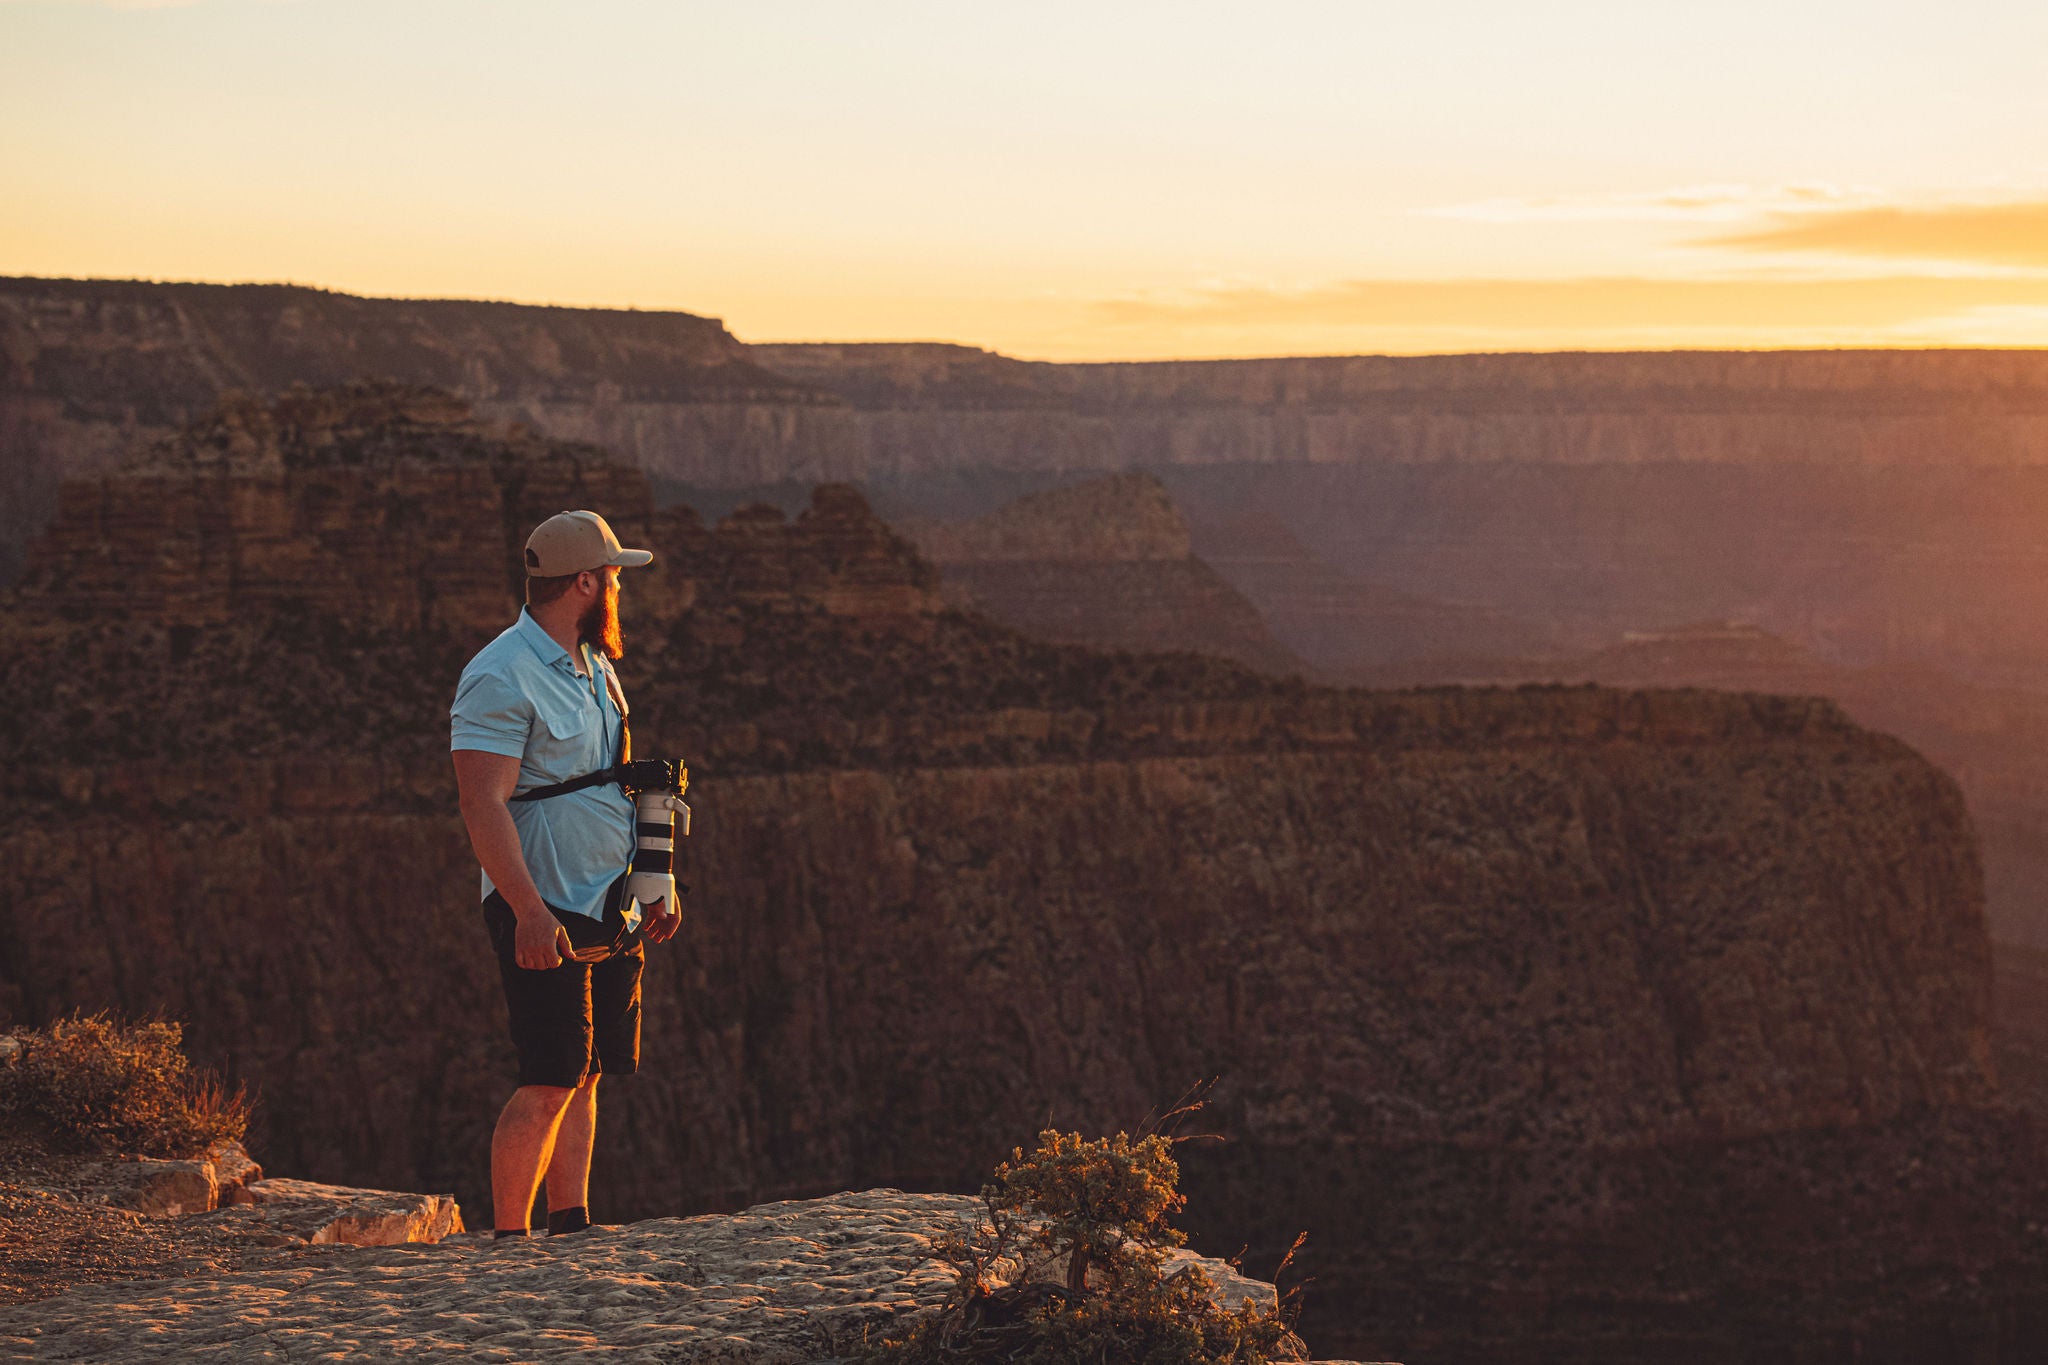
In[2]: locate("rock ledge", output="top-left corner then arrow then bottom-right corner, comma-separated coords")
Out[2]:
0,1188 -> 1389,1363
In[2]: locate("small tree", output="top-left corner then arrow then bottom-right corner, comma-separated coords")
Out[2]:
991,1128 -> 1185,1295
863,1122 -> 1307,1365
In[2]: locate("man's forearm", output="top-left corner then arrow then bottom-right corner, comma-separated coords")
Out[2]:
460,799 -> 550,919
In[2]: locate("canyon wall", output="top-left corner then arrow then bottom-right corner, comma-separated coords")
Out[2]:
1,690 -> 1992,1205
755,341 -> 2048,470
0,386 -> 2018,1361
15,277 -> 2048,584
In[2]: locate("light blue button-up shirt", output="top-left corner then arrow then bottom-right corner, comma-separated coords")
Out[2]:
450,609 -> 634,923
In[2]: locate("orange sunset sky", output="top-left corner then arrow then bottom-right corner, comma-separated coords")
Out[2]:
4,0 -> 2046,360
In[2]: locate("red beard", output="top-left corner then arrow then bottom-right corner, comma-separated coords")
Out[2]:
578,578 -> 624,661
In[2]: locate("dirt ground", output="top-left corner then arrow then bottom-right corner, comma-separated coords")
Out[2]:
0,1137 -> 292,1307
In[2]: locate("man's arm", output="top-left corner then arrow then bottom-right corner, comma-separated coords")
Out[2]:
453,749 -> 573,970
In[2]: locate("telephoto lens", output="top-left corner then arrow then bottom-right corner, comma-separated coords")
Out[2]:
625,786 -> 689,918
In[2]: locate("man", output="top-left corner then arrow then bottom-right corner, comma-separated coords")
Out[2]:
450,509 -> 679,1239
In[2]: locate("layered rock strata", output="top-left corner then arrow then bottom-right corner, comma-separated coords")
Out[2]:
752,339 -> 2048,474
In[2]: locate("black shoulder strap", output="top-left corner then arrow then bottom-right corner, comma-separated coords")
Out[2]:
601,657 -> 631,763
509,765 -> 623,803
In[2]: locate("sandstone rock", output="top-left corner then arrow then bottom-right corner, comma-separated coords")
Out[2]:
76,1158 -> 217,1217
1161,1246 -> 1277,1312
218,1177 -> 464,1246
203,1141 -> 262,1205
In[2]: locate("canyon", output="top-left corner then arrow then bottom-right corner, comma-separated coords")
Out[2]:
11,278 -> 2048,1354
0,386 -> 2035,1361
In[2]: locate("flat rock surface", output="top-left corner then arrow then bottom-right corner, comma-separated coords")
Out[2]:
0,1189 -> 968,1363
0,1187 -> 1360,1363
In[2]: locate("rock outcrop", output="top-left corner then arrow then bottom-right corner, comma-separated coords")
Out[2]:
25,1140 -> 461,1250
218,1178 -> 465,1247
0,385 -> 2019,1362
1422,622 -> 2048,954
72,1158 -> 222,1219
894,473 -> 1301,675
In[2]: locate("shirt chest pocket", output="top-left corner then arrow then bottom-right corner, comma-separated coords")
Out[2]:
531,692 -> 604,775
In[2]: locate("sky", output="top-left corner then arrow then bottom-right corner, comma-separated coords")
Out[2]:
4,0 -> 2047,360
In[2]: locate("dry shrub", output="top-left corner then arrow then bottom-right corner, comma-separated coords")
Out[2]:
864,1125 -> 1306,1365
0,1013 -> 249,1158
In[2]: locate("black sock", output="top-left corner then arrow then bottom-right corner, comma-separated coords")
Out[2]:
493,1228 -> 530,1240
548,1206 -> 591,1236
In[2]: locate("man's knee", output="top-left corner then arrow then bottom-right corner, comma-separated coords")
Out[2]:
512,1083 -> 579,1113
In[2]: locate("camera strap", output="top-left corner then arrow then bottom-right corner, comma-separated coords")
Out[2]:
509,657 -> 634,804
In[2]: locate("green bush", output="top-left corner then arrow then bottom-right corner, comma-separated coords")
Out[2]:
0,1013 -> 249,1159
865,1127 -> 1305,1365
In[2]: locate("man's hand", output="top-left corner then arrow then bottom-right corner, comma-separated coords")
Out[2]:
642,898 -> 682,944
513,906 -> 574,970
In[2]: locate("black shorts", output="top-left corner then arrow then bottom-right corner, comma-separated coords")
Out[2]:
482,885 -> 644,1090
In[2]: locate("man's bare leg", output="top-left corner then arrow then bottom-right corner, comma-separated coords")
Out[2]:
544,1075 -> 600,1226
491,1084 -> 575,1233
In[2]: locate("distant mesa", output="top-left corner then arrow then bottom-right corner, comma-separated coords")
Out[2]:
891,473 -> 1302,676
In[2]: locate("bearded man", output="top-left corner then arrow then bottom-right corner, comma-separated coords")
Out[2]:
449,510 -> 680,1239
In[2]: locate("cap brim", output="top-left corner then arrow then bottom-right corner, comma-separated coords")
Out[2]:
609,549 -> 654,567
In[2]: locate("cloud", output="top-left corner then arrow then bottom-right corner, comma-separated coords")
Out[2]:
1707,201 -> 2048,269
1887,305 -> 2048,347
1093,274 -> 2048,333
1427,184 -> 1874,225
